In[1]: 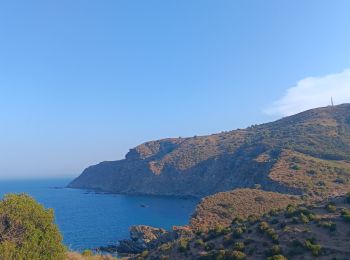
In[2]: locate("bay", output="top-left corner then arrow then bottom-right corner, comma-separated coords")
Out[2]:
0,179 -> 199,251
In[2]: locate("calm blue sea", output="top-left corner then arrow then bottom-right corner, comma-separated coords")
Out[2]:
0,179 -> 199,251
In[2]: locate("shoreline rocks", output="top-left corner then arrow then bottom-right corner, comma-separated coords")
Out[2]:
115,225 -> 193,254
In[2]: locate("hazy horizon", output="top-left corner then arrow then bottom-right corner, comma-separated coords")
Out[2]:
1,1 -> 350,178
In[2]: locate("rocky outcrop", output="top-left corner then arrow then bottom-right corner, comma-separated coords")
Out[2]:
68,104 -> 350,198
117,225 -> 169,254
116,225 -> 193,254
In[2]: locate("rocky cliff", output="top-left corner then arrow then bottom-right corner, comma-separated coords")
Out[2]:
68,104 -> 350,198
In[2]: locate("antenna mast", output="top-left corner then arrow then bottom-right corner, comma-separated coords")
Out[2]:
331,97 -> 334,107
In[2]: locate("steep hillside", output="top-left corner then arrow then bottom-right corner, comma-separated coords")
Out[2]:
69,104 -> 350,198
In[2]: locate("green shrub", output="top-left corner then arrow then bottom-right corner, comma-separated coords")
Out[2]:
299,213 -> 310,224
231,250 -> 246,260
268,255 -> 287,260
291,164 -> 301,170
234,242 -> 245,252
342,214 -> 350,222
285,205 -> 296,218
269,209 -> 280,216
325,203 -> 337,213
160,243 -> 171,252
204,242 -> 215,251
0,194 -> 66,260
198,250 -> 246,260
232,218 -> 243,225
258,222 -> 269,232
270,245 -> 281,255
232,227 -> 244,238
222,235 -> 233,246
318,221 -> 336,231
140,250 -> 149,257
305,239 -> 322,256
194,239 -> 205,248
178,238 -> 190,253
213,226 -> 231,236
82,250 -> 93,256
341,208 -> 350,215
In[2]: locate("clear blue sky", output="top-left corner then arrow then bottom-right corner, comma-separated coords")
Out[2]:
1,1 -> 350,178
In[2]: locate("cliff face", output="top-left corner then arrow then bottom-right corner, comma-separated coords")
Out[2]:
68,104 -> 350,197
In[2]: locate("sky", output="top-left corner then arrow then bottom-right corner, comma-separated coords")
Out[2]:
0,1 -> 350,178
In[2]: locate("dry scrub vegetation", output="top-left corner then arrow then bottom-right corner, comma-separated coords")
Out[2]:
190,189 -> 300,231
269,150 -> 350,200
139,193 -> 350,260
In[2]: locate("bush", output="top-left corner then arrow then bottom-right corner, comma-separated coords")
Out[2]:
231,250 -> 246,260
82,250 -> 93,257
268,255 -> 287,260
258,222 -> 269,232
160,243 -> 171,252
0,194 -> 66,260
342,214 -> 350,222
318,221 -> 336,231
325,203 -> 337,213
285,205 -> 296,218
198,250 -> 246,260
140,250 -> 149,257
231,218 -> 243,225
213,226 -> 231,236
204,242 -> 215,251
233,242 -> 245,252
269,209 -> 280,216
341,208 -> 350,216
247,215 -> 259,224
305,239 -> 322,256
299,213 -> 310,224
232,227 -> 244,238
270,245 -> 281,255
222,235 -> 233,246
291,164 -> 301,170
178,238 -> 190,253
194,239 -> 205,248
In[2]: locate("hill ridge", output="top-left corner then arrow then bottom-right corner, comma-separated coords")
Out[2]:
68,104 -> 350,198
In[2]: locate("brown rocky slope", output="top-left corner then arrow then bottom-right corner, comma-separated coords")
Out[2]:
68,104 -> 350,198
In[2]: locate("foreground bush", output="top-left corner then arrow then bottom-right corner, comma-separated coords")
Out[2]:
0,193 -> 66,259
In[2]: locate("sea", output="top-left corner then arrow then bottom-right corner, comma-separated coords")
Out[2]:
0,179 -> 199,251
